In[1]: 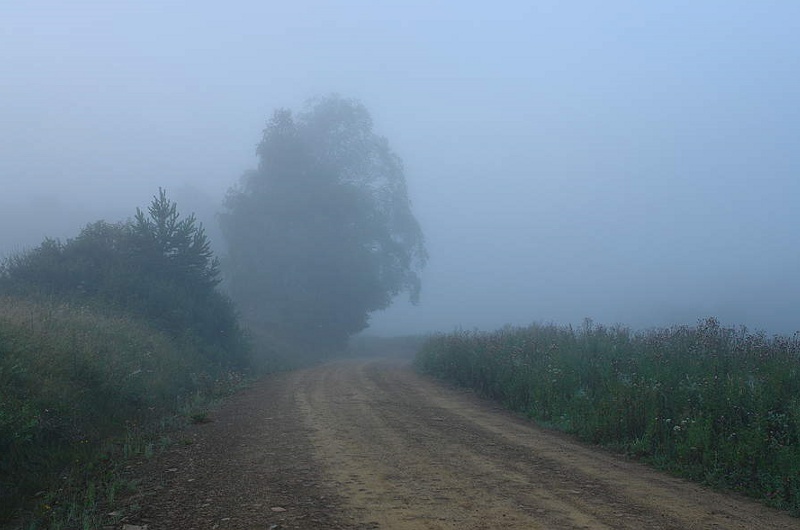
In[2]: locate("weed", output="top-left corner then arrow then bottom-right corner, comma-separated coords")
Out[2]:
416,318 -> 800,514
0,296 -> 251,526
189,411 -> 212,424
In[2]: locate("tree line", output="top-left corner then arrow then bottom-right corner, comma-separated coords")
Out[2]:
1,94 -> 427,363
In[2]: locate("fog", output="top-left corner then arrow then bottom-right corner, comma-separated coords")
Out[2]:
3,1 -> 799,336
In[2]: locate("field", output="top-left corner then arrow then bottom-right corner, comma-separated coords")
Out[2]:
415,318 -> 800,514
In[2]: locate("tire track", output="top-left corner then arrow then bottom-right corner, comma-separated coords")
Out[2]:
295,358 -> 798,530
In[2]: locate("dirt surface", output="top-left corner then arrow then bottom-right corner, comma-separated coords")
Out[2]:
122,357 -> 799,529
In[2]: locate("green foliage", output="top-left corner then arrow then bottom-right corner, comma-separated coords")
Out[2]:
220,95 -> 427,349
0,296 -> 222,520
133,188 -> 220,289
0,190 -> 252,523
0,189 -> 249,367
415,318 -> 800,514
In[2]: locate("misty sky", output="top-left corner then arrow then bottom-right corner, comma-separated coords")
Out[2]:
2,1 -> 800,335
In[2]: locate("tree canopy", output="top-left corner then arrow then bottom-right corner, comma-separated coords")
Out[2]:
220,95 -> 427,347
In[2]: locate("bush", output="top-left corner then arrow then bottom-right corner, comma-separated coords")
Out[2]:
0,189 -> 250,368
0,189 -> 253,523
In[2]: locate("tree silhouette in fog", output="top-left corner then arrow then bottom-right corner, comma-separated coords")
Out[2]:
220,95 -> 427,348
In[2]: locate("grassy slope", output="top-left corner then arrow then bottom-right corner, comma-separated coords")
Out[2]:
0,296 -> 242,527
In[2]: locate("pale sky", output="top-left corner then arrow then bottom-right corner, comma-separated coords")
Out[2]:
2,1 -> 799,334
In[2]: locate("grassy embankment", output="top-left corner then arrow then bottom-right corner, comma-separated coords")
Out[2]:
0,296 -> 246,528
415,318 -> 800,514
0,190 -> 255,528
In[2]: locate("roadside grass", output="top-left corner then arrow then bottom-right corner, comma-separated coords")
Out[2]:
415,318 -> 800,515
0,296 -> 248,527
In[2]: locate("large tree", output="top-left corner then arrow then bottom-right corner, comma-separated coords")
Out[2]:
220,95 -> 427,347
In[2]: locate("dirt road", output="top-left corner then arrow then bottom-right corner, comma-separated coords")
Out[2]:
124,358 -> 798,529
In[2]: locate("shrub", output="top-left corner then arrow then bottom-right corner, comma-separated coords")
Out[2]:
0,189 -> 250,368
0,189 -> 253,523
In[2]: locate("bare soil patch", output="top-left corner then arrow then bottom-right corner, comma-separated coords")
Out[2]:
117,370 -> 349,529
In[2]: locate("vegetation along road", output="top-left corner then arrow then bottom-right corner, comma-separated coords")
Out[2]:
121,358 -> 798,529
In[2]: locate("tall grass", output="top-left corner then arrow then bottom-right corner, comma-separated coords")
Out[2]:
0,296 -> 240,524
415,318 -> 800,514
